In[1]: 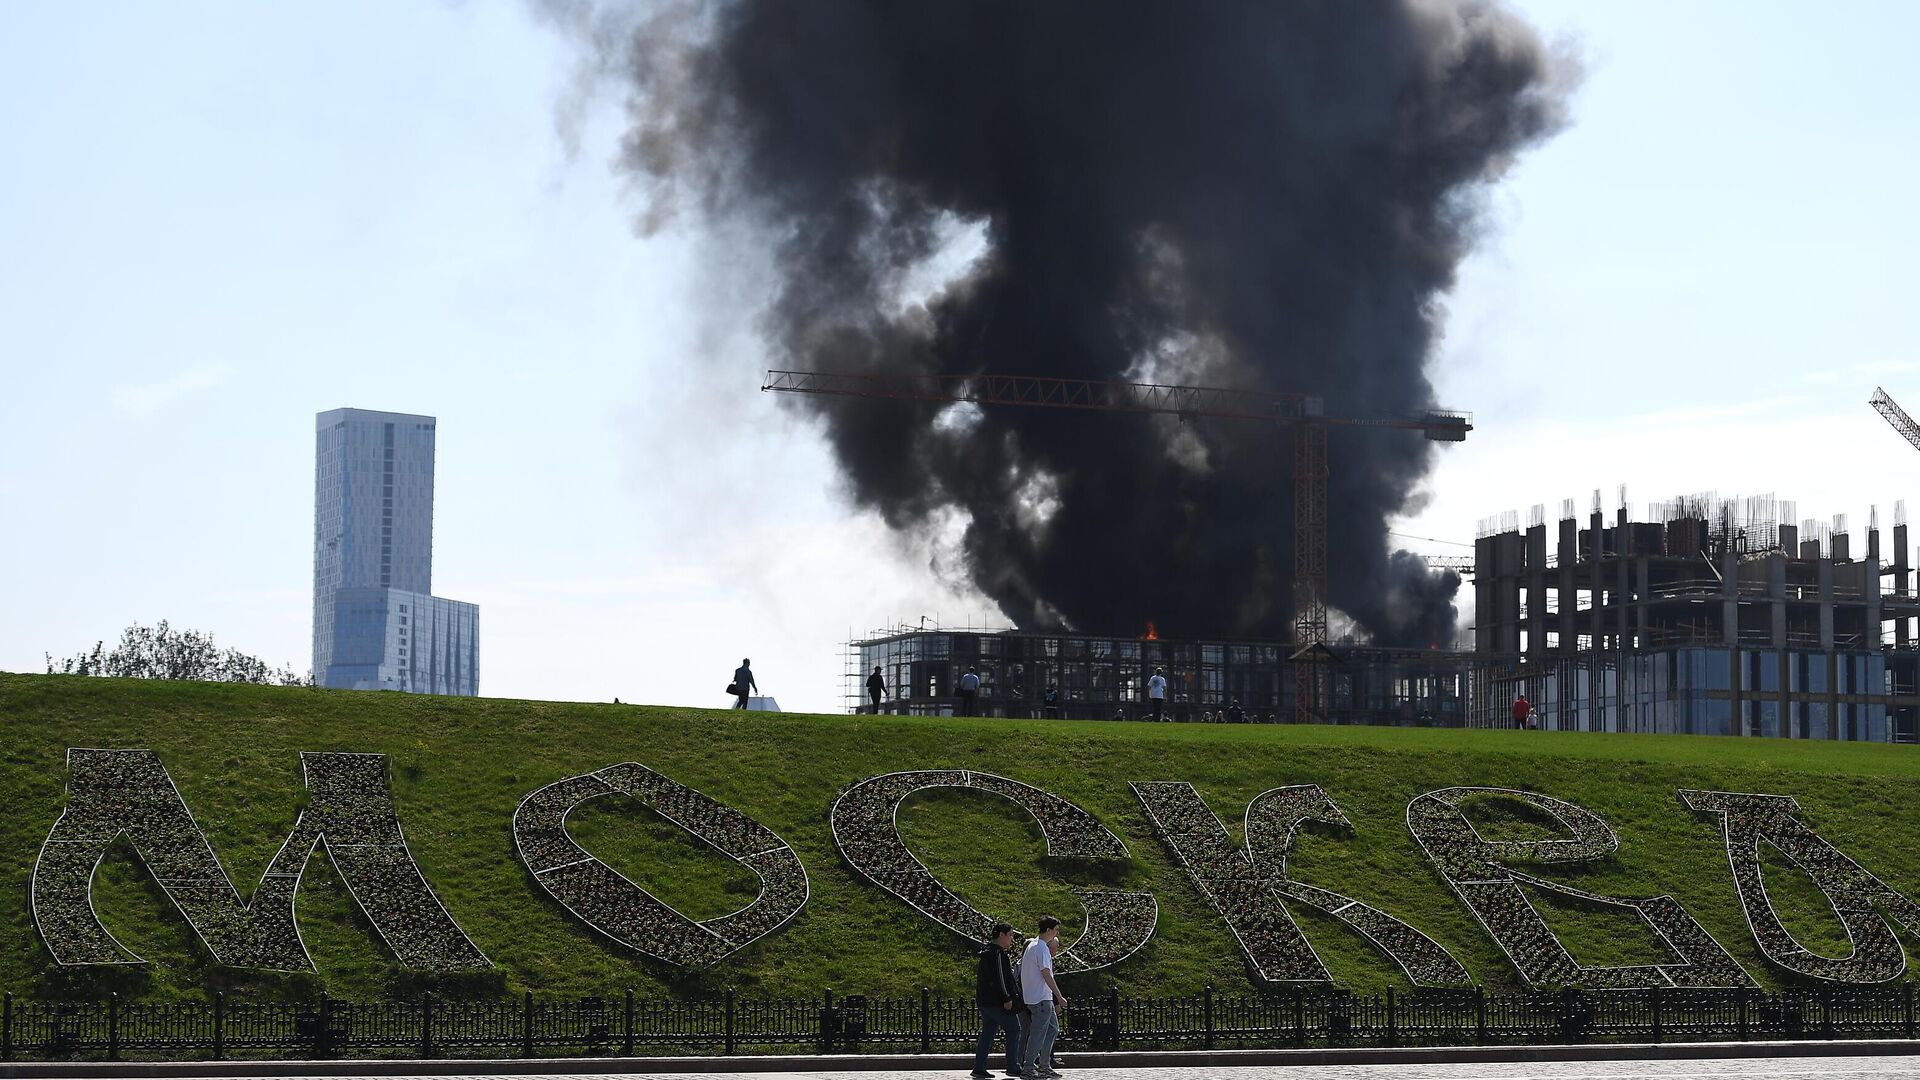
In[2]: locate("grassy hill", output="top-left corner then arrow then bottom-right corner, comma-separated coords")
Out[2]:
4,671 -> 1920,1004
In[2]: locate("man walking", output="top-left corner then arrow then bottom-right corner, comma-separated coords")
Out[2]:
1147,667 -> 1167,722
1019,916 -> 1066,1079
958,666 -> 981,717
732,658 -> 757,710
972,923 -> 1021,1079
867,665 -> 886,714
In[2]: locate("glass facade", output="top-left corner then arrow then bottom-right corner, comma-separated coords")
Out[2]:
1480,646 -> 1890,740
313,408 -> 478,696
853,630 -> 1470,724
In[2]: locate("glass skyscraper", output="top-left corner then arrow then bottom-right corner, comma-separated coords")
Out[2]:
313,408 -> 478,695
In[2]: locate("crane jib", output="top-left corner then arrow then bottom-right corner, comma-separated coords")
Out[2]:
761,366 -> 1472,725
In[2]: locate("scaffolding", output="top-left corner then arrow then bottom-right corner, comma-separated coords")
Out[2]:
847,623 -> 1477,726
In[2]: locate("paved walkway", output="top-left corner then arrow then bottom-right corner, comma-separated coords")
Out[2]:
163,1060 -> 1920,1080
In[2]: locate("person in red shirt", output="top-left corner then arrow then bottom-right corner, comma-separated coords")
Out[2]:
1512,693 -> 1535,729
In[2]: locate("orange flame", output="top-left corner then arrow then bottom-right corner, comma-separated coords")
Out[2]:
1143,620 -> 1159,641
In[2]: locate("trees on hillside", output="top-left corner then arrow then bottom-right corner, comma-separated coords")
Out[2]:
45,621 -> 311,686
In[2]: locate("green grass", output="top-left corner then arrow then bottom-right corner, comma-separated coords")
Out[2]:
5,671 -> 1920,1003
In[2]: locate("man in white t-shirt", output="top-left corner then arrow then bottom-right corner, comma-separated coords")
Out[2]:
1018,915 -> 1066,1078
1147,667 -> 1168,722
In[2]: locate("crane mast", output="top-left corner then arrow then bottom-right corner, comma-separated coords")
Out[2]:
763,368 -> 1472,722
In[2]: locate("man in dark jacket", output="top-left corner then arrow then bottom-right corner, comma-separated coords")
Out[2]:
867,666 -> 886,714
733,658 -> 757,710
972,923 -> 1021,1079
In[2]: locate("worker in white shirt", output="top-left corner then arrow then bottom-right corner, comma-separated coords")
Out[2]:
958,666 -> 982,717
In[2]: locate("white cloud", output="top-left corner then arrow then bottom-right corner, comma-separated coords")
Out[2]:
109,364 -> 233,416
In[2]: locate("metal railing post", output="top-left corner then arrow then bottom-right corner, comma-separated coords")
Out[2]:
1651,985 -> 1663,1044
212,992 -> 224,1061
725,987 -> 737,1055
1822,985 -> 1834,1040
1385,986 -> 1397,1046
1475,986 -> 1487,1045
1291,985 -> 1305,1047
318,993 -> 333,1060
521,991 -> 534,1057
1906,982 -> 1915,1039
107,993 -> 119,1061
1203,985 -> 1215,1050
2,991 -> 10,1061
920,987 -> 931,1054
623,988 -> 635,1056
420,992 -> 433,1058
1109,984 -> 1121,1050
822,988 -> 834,1053
1737,987 -> 1749,1041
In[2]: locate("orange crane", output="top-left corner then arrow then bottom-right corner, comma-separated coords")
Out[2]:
763,368 -> 1472,721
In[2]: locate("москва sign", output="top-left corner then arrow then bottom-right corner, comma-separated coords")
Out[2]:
31,748 -> 1920,988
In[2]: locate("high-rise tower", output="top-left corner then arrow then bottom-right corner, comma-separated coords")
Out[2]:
313,408 -> 478,695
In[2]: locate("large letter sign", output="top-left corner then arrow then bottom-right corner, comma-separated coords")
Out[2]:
1407,787 -> 1752,989
1134,781 -> 1469,985
33,749 -> 487,971
513,762 -> 808,968
1683,789 -> 1920,983
831,770 -> 1156,971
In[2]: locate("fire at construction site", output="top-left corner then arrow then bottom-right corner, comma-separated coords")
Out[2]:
547,1 -> 1920,738
583,1 -> 1569,652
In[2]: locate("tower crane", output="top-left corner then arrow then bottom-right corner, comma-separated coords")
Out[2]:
1872,387 -> 1920,452
762,369 -> 1472,722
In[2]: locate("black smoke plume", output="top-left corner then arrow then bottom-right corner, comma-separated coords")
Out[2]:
556,1 -> 1570,645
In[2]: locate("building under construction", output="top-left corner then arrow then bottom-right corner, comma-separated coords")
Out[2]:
847,623 -> 1474,726
1472,493 -> 1920,741
843,490 -> 1920,744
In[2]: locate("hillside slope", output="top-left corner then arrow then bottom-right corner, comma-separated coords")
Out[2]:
4,672 -> 1919,1002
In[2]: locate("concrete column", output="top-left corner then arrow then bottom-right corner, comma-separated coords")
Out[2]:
1722,542 -> 1740,648
1634,559 -> 1652,647
1867,553 -> 1883,649
1819,558 -> 1836,651
1896,524 -> 1910,648
1525,523 -> 1548,661
1769,554 -> 1787,647
1474,535 -> 1497,654
1588,511 -> 1606,732
1558,517 -> 1578,651
1617,557 -> 1632,649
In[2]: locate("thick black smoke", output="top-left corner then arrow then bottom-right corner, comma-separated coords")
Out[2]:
560,1 -> 1569,645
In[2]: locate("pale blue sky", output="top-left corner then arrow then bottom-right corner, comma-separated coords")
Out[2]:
4,2 -> 1918,712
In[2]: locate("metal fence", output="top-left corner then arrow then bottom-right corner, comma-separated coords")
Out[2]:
3,984 -> 1916,1061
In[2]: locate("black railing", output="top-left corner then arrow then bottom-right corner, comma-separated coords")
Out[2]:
2,984 -> 1916,1061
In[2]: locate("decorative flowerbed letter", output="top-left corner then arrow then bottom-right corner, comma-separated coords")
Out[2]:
1407,786 -> 1751,988
830,770 -> 1155,971
33,749 -> 487,971
512,762 -> 808,968
1133,781 -> 1469,985
1682,789 -> 1920,983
